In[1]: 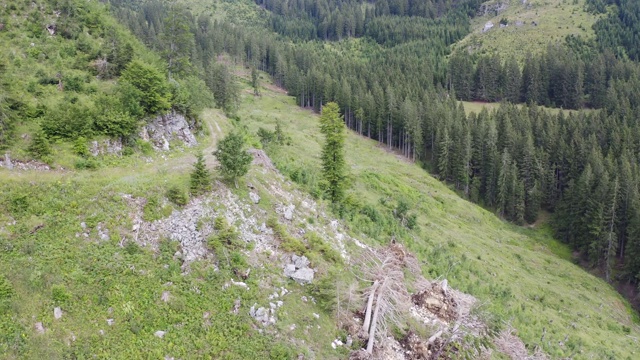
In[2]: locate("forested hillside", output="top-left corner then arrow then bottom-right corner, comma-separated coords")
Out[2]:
2,0 -> 640,358
0,0 -> 213,169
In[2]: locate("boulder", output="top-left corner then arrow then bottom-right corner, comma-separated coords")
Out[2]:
284,205 -> 295,220
249,192 -> 260,204
54,307 -> 63,320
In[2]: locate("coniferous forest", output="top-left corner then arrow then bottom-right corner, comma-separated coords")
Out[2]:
104,0 -> 640,295
3,0 -> 640,357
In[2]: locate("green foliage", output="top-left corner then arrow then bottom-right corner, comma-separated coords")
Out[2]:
214,130 -> 252,187
72,136 -> 90,157
267,217 -> 306,255
205,61 -> 240,114
41,100 -> 95,139
319,102 -> 347,204
167,185 -> 189,207
51,284 -> 71,305
190,152 -> 211,195
143,194 -> 172,221
0,276 -> 13,300
170,76 -> 214,119
27,129 -> 51,160
120,60 -> 171,115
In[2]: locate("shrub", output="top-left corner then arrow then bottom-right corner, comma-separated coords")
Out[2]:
120,60 -> 171,115
72,136 -> 90,157
51,284 -> 70,305
28,129 -> 51,159
166,185 -> 188,207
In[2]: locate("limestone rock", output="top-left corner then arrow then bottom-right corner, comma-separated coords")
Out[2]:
249,192 -> 260,204
284,205 -> 295,220
54,307 -> 63,319
154,330 -> 166,338
35,322 -> 45,334
141,111 -> 197,151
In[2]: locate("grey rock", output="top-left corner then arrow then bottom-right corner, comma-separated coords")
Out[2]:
80,222 -> 87,229
90,138 -> 123,157
292,255 -> 310,269
5,153 -> 13,170
35,322 -> 45,334
54,307 -> 63,319
249,192 -> 260,204
276,301 -> 283,308
106,319 -> 114,326
161,291 -> 171,302
284,205 -> 295,220
290,268 -> 314,284
284,264 -> 296,277
154,330 -> 166,338
141,111 -> 197,151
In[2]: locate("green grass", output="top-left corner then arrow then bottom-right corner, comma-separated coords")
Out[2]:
460,100 -> 595,116
237,75 -> 640,359
455,0 -> 599,61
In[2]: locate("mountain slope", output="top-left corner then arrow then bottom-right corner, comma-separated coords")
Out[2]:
454,0 -> 598,60
237,74 -> 640,358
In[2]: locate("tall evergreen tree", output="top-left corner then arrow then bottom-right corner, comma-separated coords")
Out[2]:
214,131 -> 253,188
319,102 -> 347,204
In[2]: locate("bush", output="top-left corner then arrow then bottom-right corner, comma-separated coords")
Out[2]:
72,136 -> 90,157
120,60 -> 171,115
74,157 -> 99,170
166,185 -> 188,207
28,130 -> 51,159
41,101 -> 95,139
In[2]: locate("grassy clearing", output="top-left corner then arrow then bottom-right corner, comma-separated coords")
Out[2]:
238,75 -> 640,359
456,0 -> 599,61
460,100 -> 595,116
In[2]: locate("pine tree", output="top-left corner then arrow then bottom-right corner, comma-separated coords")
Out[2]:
214,131 -> 253,188
319,102 -> 347,204
190,152 -> 211,195
251,67 -> 260,96
28,130 -> 51,160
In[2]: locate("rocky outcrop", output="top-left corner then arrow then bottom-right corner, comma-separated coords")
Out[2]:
478,1 -> 509,17
90,139 -> 123,156
284,255 -> 314,284
140,111 -> 197,151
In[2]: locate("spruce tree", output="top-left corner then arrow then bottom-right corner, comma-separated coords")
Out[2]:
190,152 -> 211,196
319,102 -> 347,204
214,131 -> 252,188
28,130 -> 51,160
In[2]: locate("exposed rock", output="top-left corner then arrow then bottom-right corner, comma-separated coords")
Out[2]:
4,153 -> 12,170
141,111 -> 197,151
46,24 -> 56,35
483,21 -> 494,32
154,330 -> 166,338
54,307 -> 63,319
35,322 -> 45,334
291,267 -> 314,284
0,159 -> 51,171
250,304 -> 275,326
106,319 -> 114,326
284,255 -> 314,284
161,291 -> 171,302
248,149 -> 275,171
284,205 -> 295,220
90,138 -> 123,157
249,192 -> 261,204
478,1 -> 509,17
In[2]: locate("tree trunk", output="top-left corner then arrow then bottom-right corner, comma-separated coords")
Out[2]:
362,280 -> 378,333
366,284 -> 384,354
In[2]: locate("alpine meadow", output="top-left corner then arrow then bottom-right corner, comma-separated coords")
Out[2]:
1,0 -> 640,359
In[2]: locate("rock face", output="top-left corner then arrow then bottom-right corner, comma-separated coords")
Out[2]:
284,255 -> 314,284
90,139 -> 123,156
140,111 -> 197,151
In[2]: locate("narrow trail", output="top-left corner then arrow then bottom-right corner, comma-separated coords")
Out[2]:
0,108 -> 226,180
